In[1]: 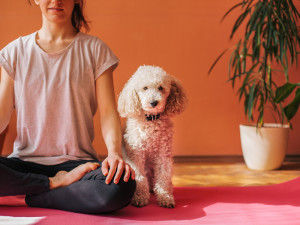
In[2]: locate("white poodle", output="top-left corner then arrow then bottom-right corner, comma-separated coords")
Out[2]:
118,65 -> 187,208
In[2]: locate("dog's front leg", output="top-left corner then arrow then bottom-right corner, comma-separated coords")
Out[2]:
123,147 -> 150,207
153,155 -> 175,208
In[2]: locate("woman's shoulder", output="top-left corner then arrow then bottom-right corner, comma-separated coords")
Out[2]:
77,32 -> 109,48
1,32 -> 36,51
20,32 -> 36,41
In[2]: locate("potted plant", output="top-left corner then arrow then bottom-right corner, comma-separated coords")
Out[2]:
209,0 -> 300,170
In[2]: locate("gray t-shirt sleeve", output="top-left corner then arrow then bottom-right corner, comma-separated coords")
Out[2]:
0,38 -> 19,80
94,38 -> 119,80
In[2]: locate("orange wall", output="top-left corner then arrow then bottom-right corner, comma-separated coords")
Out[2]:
1,0 -> 299,156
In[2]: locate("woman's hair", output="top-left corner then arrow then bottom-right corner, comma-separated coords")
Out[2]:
28,0 -> 90,32
72,1 -> 90,32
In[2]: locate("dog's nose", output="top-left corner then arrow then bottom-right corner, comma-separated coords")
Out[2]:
150,101 -> 158,107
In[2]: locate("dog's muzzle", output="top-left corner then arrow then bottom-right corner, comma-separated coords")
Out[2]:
145,113 -> 161,121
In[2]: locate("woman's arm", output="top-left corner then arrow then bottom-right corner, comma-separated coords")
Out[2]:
0,67 -> 14,134
95,67 -> 135,184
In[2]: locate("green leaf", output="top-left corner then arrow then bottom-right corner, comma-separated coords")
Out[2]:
221,2 -> 244,22
228,42 -> 242,78
283,50 -> 289,78
238,86 -> 245,102
230,8 -> 252,39
275,83 -> 299,102
227,61 -> 260,82
267,21 -> 273,49
242,41 -> 247,73
208,49 -> 228,75
279,103 -> 285,125
279,35 -> 284,61
284,88 -> 300,121
246,1 -> 263,39
287,0 -> 300,18
257,92 -> 265,126
247,83 -> 256,120
244,92 -> 249,118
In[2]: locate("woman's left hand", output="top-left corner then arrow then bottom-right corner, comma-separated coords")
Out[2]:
101,152 -> 135,184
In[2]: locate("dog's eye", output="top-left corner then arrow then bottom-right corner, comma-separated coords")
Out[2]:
143,87 -> 148,90
158,86 -> 163,91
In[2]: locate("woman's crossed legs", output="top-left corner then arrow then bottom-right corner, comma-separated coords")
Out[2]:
0,157 -> 136,214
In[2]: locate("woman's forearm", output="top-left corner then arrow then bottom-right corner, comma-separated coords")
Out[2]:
0,68 -> 14,134
100,111 -> 123,156
95,67 -> 123,156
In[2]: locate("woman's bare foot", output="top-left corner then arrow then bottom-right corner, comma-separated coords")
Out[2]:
49,162 -> 100,190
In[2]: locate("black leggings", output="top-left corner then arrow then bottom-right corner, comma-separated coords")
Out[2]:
0,157 -> 136,214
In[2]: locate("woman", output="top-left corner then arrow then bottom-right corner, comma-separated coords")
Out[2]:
0,0 -> 136,214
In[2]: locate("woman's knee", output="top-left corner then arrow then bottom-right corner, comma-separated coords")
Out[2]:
25,178 -> 136,214
93,178 -> 136,213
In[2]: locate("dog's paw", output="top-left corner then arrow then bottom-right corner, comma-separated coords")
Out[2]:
157,194 -> 175,208
131,193 -> 150,207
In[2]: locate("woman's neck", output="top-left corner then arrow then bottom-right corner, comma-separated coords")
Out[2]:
36,19 -> 79,54
38,16 -> 78,42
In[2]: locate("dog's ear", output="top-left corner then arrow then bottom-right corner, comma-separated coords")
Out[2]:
118,78 -> 142,118
164,77 -> 187,117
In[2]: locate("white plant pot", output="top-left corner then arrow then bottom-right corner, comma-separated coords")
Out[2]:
240,123 -> 289,171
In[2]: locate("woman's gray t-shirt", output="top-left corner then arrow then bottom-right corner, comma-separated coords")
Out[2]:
0,32 -> 119,165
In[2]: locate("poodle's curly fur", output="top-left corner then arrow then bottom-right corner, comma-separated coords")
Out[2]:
118,65 -> 187,208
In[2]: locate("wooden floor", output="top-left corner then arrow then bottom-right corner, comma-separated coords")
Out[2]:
172,157 -> 300,187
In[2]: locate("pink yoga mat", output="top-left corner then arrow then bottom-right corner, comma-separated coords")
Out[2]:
1,177 -> 300,225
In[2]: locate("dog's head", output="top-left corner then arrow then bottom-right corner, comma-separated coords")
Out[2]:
118,65 -> 187,119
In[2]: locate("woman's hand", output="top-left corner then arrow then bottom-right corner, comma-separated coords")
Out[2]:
102,152 -> 135,184
96,67 -> 135,184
